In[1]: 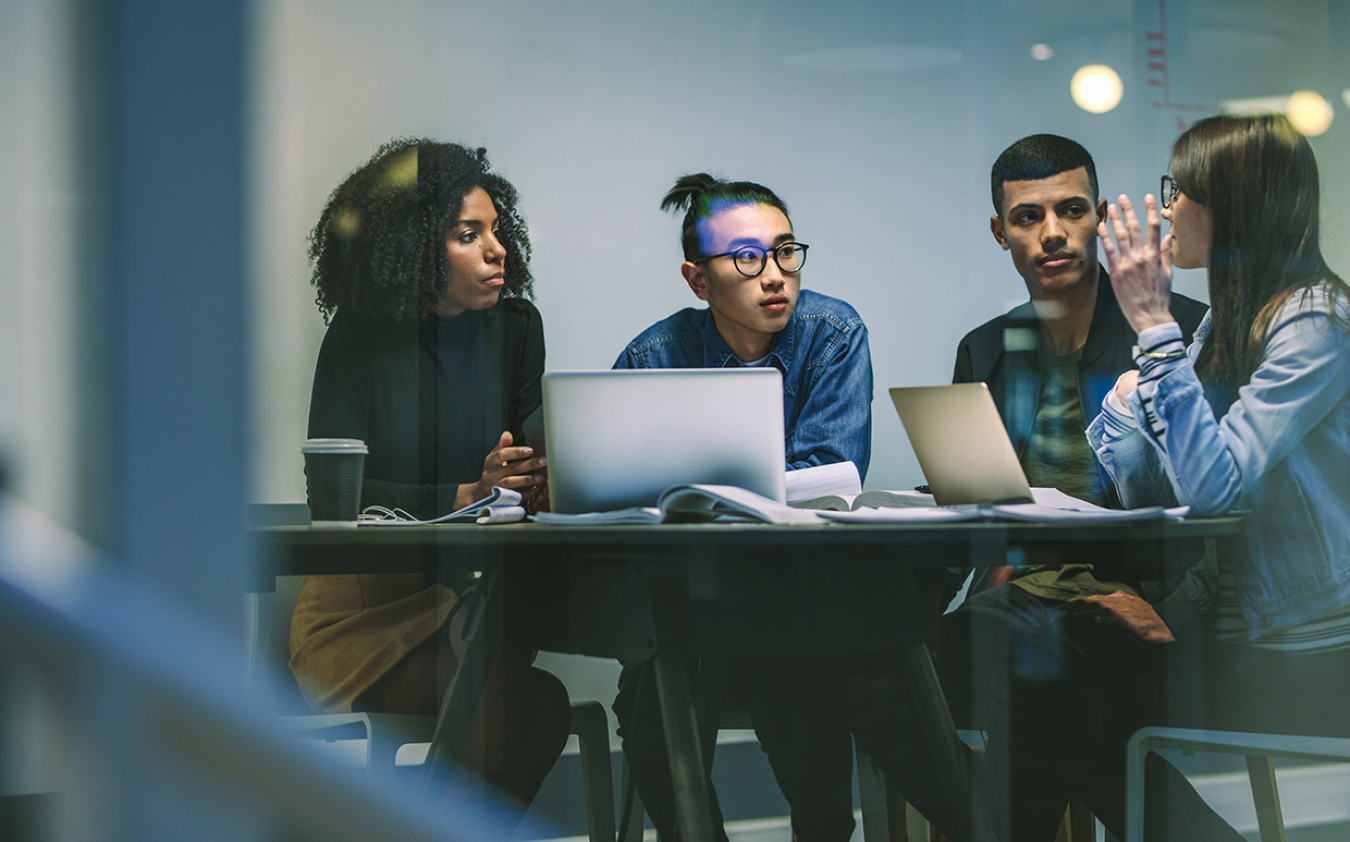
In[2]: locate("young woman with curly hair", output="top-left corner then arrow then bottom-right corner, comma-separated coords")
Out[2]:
289,139 -> 569,825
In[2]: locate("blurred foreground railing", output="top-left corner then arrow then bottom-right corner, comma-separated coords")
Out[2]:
0,492 -> 523,842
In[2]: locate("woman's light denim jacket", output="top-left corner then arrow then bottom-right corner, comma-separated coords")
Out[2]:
1088,286 -> 1350,638
613,288 -> 873,480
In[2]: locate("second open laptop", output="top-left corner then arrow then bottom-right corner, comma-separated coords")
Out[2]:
542,368 -> 787,513
888,383 -> 1034,506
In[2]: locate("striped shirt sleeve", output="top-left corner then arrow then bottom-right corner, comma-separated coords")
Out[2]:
1131,321 -> 1187,443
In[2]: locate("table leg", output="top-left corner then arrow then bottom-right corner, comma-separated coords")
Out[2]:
652,654 -> 718,842
648,577 -> 717,842
417,567 -> 498,795
695,657 -> 730,774
896,642 -> 994,842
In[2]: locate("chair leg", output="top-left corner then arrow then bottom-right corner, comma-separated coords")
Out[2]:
886,780 -> 915,842
361,713 -> 436,778
856,737 -> 919,842
855,739 -> 894,842
1068,798 -> 1095,842
618,755 -> 647,842
572,701 -> 618,842
1054,798 -> 1097,842
1245,756 -> 1287,842
1055,809 -> 1069,842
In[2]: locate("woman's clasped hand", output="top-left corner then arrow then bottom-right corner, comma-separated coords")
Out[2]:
461,430 -> 547,511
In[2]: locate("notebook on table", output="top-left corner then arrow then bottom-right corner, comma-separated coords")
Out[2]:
542,368 -> 787,514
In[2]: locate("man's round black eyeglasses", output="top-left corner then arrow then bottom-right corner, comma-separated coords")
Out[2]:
692,243 -> 810,278
1160,175 -> 1179,209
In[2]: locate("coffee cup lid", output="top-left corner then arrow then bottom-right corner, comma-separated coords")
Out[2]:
302,438 -> 368,455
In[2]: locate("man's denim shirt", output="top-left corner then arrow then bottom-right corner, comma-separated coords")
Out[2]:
1089,287 -> 1350,637
613,289 -> 873,480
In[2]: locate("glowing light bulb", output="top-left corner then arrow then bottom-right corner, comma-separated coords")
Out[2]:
1287,90 -> 1333,136
1071,64 -> 1124,114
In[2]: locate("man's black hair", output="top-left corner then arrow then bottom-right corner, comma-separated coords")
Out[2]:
661,174 -> 791,261
990,134 -> 1098,215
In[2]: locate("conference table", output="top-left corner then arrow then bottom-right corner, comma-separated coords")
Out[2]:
254,515 -> 1243,842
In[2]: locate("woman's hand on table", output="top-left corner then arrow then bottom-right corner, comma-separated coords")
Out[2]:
457,431 -> 547,510
1065,590 -> 1175,644
526,476 -> 551,515
1098,194 -> 1178,336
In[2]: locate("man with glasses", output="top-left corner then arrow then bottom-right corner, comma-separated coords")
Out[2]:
941,135 -> 1216,839
615,173 -> 871,474
610,173 -> 873,842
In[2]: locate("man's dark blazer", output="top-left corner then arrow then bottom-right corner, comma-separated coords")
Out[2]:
952,269 -> 1209,507
951,269 -> 1213,632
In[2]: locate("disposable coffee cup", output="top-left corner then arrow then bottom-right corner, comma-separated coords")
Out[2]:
303,438 -> 368,527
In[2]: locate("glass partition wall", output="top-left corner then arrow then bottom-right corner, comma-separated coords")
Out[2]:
3,1 -> 1349,840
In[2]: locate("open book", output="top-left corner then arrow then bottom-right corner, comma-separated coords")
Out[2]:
793,488 -> 937,512
535,483 -> 1189,526
820,487 -> 1189,524
533,484 -> 825,526
783,462 -> 938,511
784,461 -> 863,503
357,487 -> 527,526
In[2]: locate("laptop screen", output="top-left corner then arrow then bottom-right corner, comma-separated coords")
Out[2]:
543,368 -> 787,513
889,383 -> 1033,506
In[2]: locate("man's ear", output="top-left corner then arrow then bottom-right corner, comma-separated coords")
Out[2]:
1096,198 -> 1108,225
990,215 -> 1009,251
681,262 -> 710,301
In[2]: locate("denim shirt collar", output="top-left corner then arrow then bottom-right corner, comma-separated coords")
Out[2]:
699,309 -> 798,379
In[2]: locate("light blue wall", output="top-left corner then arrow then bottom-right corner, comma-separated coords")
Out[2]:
0,0 -> 82,523
4,1 -> 1346,512
250,0 -> 1348,502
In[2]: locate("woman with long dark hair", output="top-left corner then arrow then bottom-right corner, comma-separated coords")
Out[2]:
1090,113 -> 1350,835
290,139 -> 570,825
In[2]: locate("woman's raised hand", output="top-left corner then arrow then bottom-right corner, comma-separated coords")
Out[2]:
458,431 -> 547,509
1098,194 -> 1177,335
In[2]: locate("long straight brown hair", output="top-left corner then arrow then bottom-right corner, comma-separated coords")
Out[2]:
1170,114 -> 1347,389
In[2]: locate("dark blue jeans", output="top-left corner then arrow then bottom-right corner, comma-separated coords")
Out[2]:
612,655 -> 857,842
613,650 -> 974,842
938,584 -> 1246,842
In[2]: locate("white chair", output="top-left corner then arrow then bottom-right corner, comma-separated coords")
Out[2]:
1126,726 -> 1350,842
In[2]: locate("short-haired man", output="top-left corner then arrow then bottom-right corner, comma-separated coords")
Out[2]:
610,173 -> 873,842
942,135 -> 1236,839
957,133 -> 1208,511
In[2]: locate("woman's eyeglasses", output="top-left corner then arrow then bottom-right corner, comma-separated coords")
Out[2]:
1160,175 -> 1179,209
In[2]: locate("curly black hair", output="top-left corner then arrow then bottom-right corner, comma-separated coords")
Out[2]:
308,139 -> 533,322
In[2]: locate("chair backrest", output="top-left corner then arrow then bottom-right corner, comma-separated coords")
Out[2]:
244,503 -> 315,714
247,576 -> 314,715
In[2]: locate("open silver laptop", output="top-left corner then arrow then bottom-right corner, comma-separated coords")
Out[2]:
889,383 -> 1034,506
543,368 -> 787,513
